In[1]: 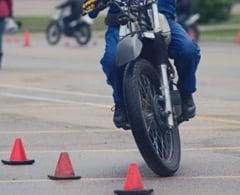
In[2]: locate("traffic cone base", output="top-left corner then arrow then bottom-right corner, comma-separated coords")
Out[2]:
2,138 -> 35,166
2,159 -> 35,165
114,189 -> 153,195
114,164 -> 154,195
48,175 -> 81,180
48,152 -> 81,180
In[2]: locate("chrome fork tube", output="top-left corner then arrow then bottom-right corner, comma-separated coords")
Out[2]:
151,3 -> 161,33
160,64 -> 174,127
151,1 -> 174,127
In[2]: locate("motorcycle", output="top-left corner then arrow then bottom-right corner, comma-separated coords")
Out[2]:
4,17 -> 22,34
178,13 -> 200,42
46,1 -> 93,46
83,0 -> 185,176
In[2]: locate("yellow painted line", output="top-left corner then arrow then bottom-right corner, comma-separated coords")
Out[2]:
197,115 -> 240,125
0,125 -> 238,135
0,146 -> 240,154
0,149 -> 138,154
0,176 -> 240,184
167,176 -> 240,180
183,146 -> 240,151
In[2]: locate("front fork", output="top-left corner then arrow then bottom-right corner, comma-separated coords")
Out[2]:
152,34 -> 175,128
160,65 -> 174,127
151,2 -> 174,128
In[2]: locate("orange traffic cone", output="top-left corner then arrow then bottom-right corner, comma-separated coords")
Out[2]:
48,152 -> 81,180
236,30 -> 240,45
2,138 -> 35,165
23,28 -> 31,47
114,163 -> 153,195
5,36 -> 12,44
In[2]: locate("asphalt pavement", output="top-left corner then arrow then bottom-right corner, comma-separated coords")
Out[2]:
0,33 -> 239,195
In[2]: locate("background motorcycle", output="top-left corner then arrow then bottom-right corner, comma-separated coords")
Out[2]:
46,1 -> 93,46
178,13 -> 200,42
86,0 -> 184,176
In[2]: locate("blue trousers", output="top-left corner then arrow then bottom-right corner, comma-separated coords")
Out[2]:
100,18 -> 201,105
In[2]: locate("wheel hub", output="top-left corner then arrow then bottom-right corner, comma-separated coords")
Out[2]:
152,95 -> 168,128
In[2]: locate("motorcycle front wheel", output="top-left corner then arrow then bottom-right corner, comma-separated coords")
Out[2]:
46,21 -> 62,45
75,23 -> 91,46
124,58 -> 181,176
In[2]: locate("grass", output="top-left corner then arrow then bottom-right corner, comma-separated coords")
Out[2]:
15,15 -> 106,32
220,14 -> 240,24
200,14 -> 240,40
92,15 -> 106,31
15,14 -> 240,40
201,29 -> 238,41
15,16 -> 51,32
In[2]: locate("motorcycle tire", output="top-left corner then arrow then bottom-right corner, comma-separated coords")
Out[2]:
124,58 -> 181,176
75,23 -> 91,46
46,21 -> 62,45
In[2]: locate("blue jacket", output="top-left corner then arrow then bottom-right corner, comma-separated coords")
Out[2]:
89,0 -> 176,19
159,0 -> 176,17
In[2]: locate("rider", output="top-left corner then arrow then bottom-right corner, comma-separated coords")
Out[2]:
83,0 -> 201,129
61,0 -> 82,35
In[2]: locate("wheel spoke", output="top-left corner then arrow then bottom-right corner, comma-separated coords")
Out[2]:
138,70 -> 173,161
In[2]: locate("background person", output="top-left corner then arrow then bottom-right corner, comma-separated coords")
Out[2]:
177,0 -> 192,30
0,0 -> 13,67
60,0 -> 83,35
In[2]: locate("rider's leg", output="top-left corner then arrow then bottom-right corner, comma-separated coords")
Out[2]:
100,27 -> 128,128
100,27 -> 123,104
63,16 -> 73,35
63,12 -> 80,36
168,18 -> 201,118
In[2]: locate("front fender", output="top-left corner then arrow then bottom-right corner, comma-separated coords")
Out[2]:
116,34 -> 143,67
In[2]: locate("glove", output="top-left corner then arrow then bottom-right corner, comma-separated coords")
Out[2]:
83,0 -> 108,13
82,0 -> 97,12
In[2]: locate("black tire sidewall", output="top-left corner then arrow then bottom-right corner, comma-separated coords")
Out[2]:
124,59 -> 181,176
75,23 -> 91,46
46,21 -> 62,45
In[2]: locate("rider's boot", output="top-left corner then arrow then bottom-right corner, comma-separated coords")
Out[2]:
112,104 -> 130,130
181,93 -> 196,120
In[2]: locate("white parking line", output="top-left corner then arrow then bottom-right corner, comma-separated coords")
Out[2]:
0,129 -> 122,134
0,86 -> 239,126
0,92 -> 111,109
0,175 -> 239,184
0,146 -> 240,154
0,84 -> 111,99
197,116 -> 240,125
